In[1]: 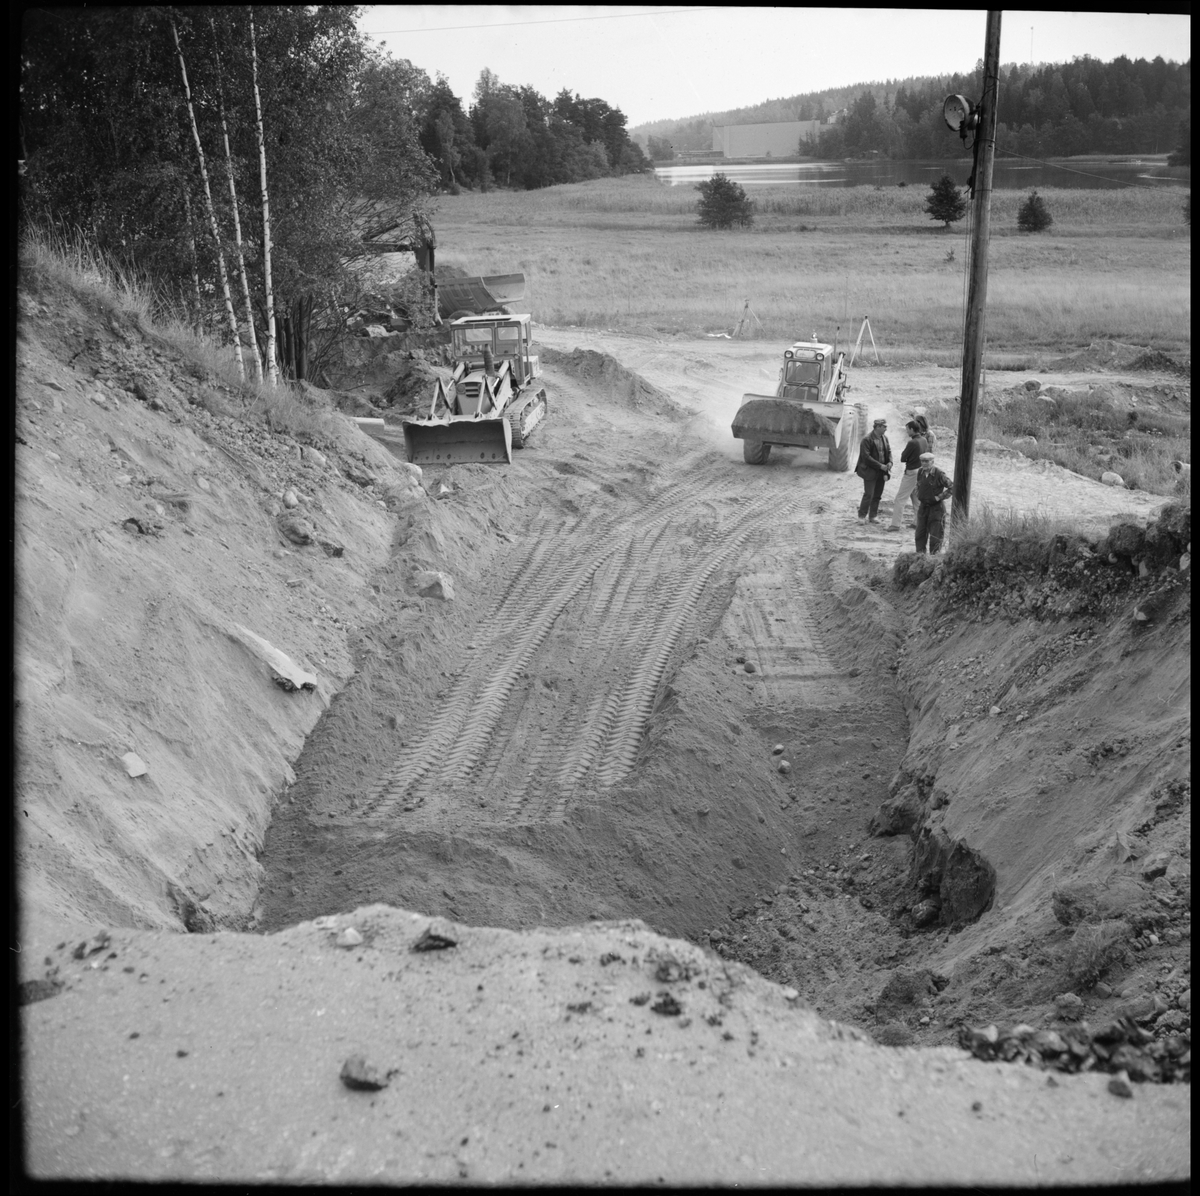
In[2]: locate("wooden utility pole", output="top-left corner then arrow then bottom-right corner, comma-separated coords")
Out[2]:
952,10 -> 1002,525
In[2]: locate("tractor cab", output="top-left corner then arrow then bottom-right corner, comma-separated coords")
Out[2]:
449,313 -> 540,387
778,340 -> 837,404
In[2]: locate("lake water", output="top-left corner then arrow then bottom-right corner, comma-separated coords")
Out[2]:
654,158 -> 1189,190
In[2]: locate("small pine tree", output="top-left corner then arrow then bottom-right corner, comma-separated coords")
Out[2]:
925,174 -> 967,229
1017,190 -> 1054,233
696,173 -> 754,229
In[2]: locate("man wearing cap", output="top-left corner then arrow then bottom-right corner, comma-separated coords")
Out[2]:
914,451 -> 953,553
854,418 -> 893,524
885,419 -> 929,532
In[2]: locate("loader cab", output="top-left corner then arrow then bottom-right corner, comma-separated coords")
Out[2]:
778,340 -> 834,402
449,314 -> 540,386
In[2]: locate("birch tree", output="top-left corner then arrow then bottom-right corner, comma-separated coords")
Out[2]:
210,16 -> 262,382
180,184 -> 204,336
170,15 -> 244,379
249,9 -> 278,385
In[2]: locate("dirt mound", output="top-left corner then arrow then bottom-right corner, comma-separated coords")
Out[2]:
1046,339 -> 1190,378
1128,349 -> 1190,376
1047,339 -> 1155,373
322,332 -> 451,396
539,345 -> 687,417
380,352 -> 450,416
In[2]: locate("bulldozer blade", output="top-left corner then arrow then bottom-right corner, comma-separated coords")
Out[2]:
732,396 -> 839,444
402,417 -> 513,465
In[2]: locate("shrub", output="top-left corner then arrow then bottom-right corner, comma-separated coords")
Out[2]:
1017,190 -> 1054,232
1063,919 -> 1130,988
924,174 -> 967,229
696,173 -> 754,229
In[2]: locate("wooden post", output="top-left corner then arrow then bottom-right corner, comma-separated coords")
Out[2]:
952,10 -> 1002,525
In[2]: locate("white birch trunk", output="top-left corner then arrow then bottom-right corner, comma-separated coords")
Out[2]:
209,17 -> 262,383
249,10 -> 278,385
171,16 -> 245,380
180,185 -> 204,336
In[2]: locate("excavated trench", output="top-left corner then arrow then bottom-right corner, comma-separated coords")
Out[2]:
254,344 -> 1188,1060
252,349 -> 1002,1048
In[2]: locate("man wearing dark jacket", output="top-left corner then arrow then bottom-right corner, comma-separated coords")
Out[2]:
914,451 -> 953,553
855,418 -> 892,523
885,420 -> 929,532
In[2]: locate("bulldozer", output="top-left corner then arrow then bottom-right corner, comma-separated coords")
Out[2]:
398,311 -> 548,465
353,273 -> 549,466
731,335 -> 867,470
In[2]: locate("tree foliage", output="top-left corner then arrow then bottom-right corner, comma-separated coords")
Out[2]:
925,174 -> 967,228
20,5 -> 437,366
20,10 -> 648,382
634,53 -> 1190,162
696,173 -> 754,229
1168,115 -> 1190,166
1017,190 -> 1054,232
647,135 -> 674,161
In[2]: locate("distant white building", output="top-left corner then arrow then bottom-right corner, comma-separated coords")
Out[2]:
712,120 -> 819,158
711,117 -> 835,158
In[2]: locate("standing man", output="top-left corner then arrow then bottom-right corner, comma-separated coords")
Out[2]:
914,451 -> 953,554
855,418 -> 892,524
914,414 -> 935,453
885,420 -> 929,532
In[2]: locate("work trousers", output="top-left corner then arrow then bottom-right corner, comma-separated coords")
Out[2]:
888,469 -> 920,528
858,470 -> 887,520
915,501 -> 946,553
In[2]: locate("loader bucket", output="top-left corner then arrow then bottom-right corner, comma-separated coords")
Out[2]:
402,416 -> 513,465
732,396 -> 838,446
436,273 -> 526,319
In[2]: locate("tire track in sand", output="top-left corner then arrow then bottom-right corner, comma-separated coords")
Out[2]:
363,476 -> 724,817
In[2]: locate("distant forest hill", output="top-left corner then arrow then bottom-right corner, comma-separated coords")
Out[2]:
632,55 -> 1191,163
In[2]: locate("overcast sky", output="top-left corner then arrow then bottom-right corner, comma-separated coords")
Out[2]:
356,7 -> 1192,129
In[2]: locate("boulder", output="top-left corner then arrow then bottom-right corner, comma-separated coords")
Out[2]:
277,514 -> 314,546
1154,500 -> 1190,550
414,571 -> 454,601
1107,522 -> 1145,560
1141,521 -> 1177,568
1100,471 -> 1125,487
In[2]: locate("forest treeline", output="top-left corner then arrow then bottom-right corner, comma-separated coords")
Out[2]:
636,55 -> 1191,164
19,6 -> 647,378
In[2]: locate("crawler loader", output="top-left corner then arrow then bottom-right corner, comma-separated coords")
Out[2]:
400,312 -> 548,464
355,308 -> 549,466
731,336 -> 868,470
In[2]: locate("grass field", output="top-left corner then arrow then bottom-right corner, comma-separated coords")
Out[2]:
431,175 -> 1191,353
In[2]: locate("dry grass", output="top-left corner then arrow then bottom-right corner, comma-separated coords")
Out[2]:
1062,919 -> 1131,988
19,218 -> 337,441
431,176 -> 1191,352
967,391 -> 1191,497
943,503 -> 1083,554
